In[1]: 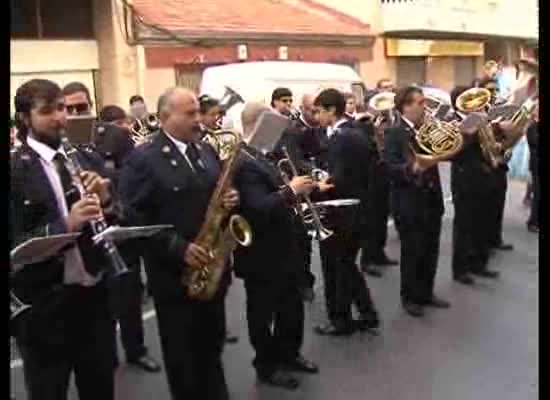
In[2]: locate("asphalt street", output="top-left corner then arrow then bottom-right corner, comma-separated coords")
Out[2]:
10,164 -> 539,400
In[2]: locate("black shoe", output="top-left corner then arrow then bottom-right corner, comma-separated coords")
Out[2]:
372,255 -> 399,266
258,370 -> 300,390
362,264 -> 383,277
281,355 -> 319,374
127,354 -> 162,373
493,242 -> 514,251
354,311 -> 380,332
225,332 -> 239,344
454,274 -> 475,285
301,287 -> 315,303
314,321 -> 356,336
471,269 -> 500,279
527,224 -> 539,233
423,295 -> 450,308
402,302 -> 424,318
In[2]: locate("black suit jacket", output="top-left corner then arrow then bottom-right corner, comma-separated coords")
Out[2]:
93,123 -> 135,174
527,121 -> 538,174
384,121 -> 444,223
118,131 -> 222,303
232,147 -> 300,283
320,121 -> 371,237
10,142 -> 115,346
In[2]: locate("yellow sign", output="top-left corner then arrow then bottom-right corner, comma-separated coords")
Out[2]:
386,39 -> 484,57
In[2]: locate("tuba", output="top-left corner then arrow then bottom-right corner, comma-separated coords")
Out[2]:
219,86 -> 245,112
411,107 -> 464,170
183,139 -> 253,301
368,92 -> 396,157
456,87 -> 503,168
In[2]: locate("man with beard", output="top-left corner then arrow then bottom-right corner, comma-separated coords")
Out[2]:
119,87 -> 239,400
11,79 -> 117,399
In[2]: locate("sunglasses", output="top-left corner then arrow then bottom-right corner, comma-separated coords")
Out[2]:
66,103 -> 90,114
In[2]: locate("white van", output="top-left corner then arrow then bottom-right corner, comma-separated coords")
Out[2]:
200,61 -> 366,130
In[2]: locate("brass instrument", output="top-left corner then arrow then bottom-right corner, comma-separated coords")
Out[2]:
456,87 -> 503,168
10,291 -> 31,321
411,108 -> 464,170
500,95 -> 538,157
184,140 -> 253,301
277,146 -> 333,241
130,113 -> 159,145
219,86 -> 245,112
368,92 -> 396,156
203,129 -> 243,161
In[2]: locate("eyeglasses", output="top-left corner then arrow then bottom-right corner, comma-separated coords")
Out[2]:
66,103 -> 91,115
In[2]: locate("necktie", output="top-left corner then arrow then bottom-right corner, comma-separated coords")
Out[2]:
185,143 -> 206,174
52,152 -> 80,209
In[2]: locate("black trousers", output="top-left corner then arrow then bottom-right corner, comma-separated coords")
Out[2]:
18,285 -> 116,400
110,260 -> 147,362
528,172 -> 539,227
155,298 -> 228,400
361,163 -> 391,264
393,192 -> 443,304
295,224 -> 314,289
319,231 -> 375,324
451,166 -> 493,278
488,167 -> 508,247
244,278 -> 304,376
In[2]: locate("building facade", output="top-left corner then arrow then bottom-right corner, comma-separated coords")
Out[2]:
10,0 -> 538,112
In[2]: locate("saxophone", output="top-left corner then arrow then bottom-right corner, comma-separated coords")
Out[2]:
183,139 -> 253,301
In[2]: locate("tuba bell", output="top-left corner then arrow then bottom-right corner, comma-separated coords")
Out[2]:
219,86 -> 245,112
456,87 -> 503,168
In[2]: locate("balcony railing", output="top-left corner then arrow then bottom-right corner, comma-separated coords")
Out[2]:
380,0 -> 538,40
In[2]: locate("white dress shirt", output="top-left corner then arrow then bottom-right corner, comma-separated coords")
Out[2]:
26,136 -> 100,286
326,118 -> 349,138
164,130 -> 204,173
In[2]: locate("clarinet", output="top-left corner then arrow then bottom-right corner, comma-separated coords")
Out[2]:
60,135 -> 129,277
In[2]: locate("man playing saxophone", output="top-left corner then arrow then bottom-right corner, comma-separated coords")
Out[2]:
384,86 -> 450,318
233,102 -> 322,390
119,87 -> 239,400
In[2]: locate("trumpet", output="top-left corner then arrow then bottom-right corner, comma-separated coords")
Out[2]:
277,146 -> 333,241
368,92 -> 396,157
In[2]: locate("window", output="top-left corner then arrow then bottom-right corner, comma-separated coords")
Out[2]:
11,0 -> 38,38
10,0 -> 94,39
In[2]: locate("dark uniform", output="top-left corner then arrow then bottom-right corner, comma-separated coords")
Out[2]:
316,119 -> 378,334
233,146 -> 307,378
271,116 -> 325,292
487,161 -> 511,249
119,131 -> 228,400
384,120 -> 444,307
11,141 -> 117,400
450,130 -> 495,280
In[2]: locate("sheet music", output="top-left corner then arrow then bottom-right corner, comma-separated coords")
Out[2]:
10,233 -> 81,268
92,225 -> 174,244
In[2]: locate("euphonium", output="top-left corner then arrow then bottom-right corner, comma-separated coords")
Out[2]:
411,109 -> 464,169
183,140 -> 253,301
203,129 -> 242,161
368,92 -> 396,157
456,87 -> 502,168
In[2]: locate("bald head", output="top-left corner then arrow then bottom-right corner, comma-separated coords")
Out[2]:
300,93 -> 320,127
241,102 -> 270,140
158,87 -> 200,141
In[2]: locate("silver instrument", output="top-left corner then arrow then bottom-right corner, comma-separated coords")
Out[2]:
277,146 -> 333,241
60,135 -> 129,277
10,291 -> 31,321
